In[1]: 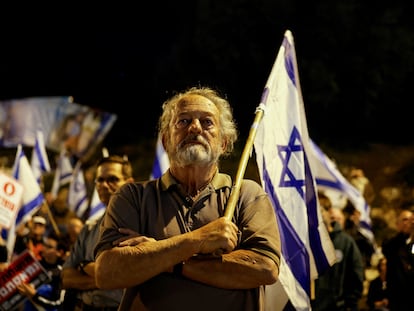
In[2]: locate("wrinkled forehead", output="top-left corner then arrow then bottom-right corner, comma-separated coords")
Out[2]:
174,94 -> 219,115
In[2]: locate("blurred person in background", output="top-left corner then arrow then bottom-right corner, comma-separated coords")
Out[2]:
381,206 -> 414,311
366,257 -> 389,311
14,215 -> 48,260
61,155 -> 134,311
17,231 -> 69,311
312,191 -> 364,311
48,185 -> 77,236
62,217 -> 84,259
343,201 -> 376,269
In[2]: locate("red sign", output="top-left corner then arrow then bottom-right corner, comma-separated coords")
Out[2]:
0,250 -> 50,311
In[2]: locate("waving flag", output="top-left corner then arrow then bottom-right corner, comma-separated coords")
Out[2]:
12,145 -> 45,226
150,135 -> 170,179
253,30 -> 336,311
2,145 -> 45,261
0,96 -> 117,161
50,149 -> 73,200
30,130 -> 51,186
309,140 -> 375,244
68,160 -> 89,219
87,186 -> 105,222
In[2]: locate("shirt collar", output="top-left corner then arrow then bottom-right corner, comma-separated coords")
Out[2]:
159,169 -> 232,192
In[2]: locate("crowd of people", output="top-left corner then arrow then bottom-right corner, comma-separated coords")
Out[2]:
0,86 -> 413,311
311,167 -> 414,311
2,86 -> 282,311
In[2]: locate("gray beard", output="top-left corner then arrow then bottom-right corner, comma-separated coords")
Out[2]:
175,144 -> 218,167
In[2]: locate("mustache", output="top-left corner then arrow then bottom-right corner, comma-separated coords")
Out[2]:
178,134 -> 208,148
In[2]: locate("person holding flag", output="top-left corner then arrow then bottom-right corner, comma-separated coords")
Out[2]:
94,86 -> 281,311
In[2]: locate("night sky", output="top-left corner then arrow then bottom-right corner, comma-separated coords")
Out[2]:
1,1 -> 414,150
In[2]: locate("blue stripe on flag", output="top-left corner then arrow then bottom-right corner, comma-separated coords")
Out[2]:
263,164 -> 311,295
15,194 -> 44,225
33,144 -> 48,173
283,37 -> 296,87
309,140 -> 374,243
151,156 -> 163,179
150,135 -> 170,179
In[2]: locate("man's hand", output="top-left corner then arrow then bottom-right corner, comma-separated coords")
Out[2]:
16,282 -> 36,298
113,227 -> 156,246
192,217 -> 239,255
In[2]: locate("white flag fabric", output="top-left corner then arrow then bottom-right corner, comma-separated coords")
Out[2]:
3,145 -> 45,261
87,186 -> 105,222
309,140 -> 375,244
50,149 -> 73,200
12,145 -> 45,226
30,130 -> 51,185
150,135 -> 170,179
68,160 -> 89,219
253,30 -> 336,310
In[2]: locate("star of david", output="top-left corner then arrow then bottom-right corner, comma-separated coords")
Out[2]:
277,126 -> 305,197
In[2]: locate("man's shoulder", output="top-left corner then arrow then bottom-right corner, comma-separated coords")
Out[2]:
383,232 -> 405,247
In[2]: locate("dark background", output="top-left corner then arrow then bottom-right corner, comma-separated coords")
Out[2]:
1,1 -> 414,152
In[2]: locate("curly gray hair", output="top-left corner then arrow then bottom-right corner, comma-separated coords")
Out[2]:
158,86 -> 238,156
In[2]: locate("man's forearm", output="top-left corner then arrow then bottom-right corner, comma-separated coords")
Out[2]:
61,267 -> 97,290
182,249 -> 278,289
95,235 -> 200,289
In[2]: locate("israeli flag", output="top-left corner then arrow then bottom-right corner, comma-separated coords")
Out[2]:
13,145 -> 45,226
150,134 -> 170,179
2,145 -> 45,261
87,186 -> 105,222
30,130 -> 51,185
253,30 -> 336,311
68,160 -> 89,219
50,149 -> 73,199
309,140 -> 374,244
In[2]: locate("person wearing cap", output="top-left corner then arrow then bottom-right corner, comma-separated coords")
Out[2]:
17,231 -> 69,311
14,215 -> 48,260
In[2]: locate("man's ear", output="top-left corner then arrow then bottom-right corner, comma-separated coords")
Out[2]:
221,139 -> 227,152
161,134 -> 168,151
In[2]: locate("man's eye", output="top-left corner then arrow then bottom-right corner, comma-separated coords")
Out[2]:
201,119 -> 213,127
176,119 -> 190,128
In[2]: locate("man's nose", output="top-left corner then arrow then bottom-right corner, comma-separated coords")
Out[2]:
188,119 -> 202,132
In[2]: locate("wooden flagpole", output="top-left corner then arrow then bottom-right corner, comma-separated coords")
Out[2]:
224,104 -> 265,220
41,200 -> 61,236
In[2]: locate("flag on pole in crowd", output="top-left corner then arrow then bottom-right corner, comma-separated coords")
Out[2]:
87,186 -> 105,222
50,149 -> 73,200
253,30 -> 336,311
68,160 -> 89,219
150,135 -> 170,179
12,145 -> 45,226
309,140 -> 374,244
3,145 -> 45,261
30,130 -> 51,186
